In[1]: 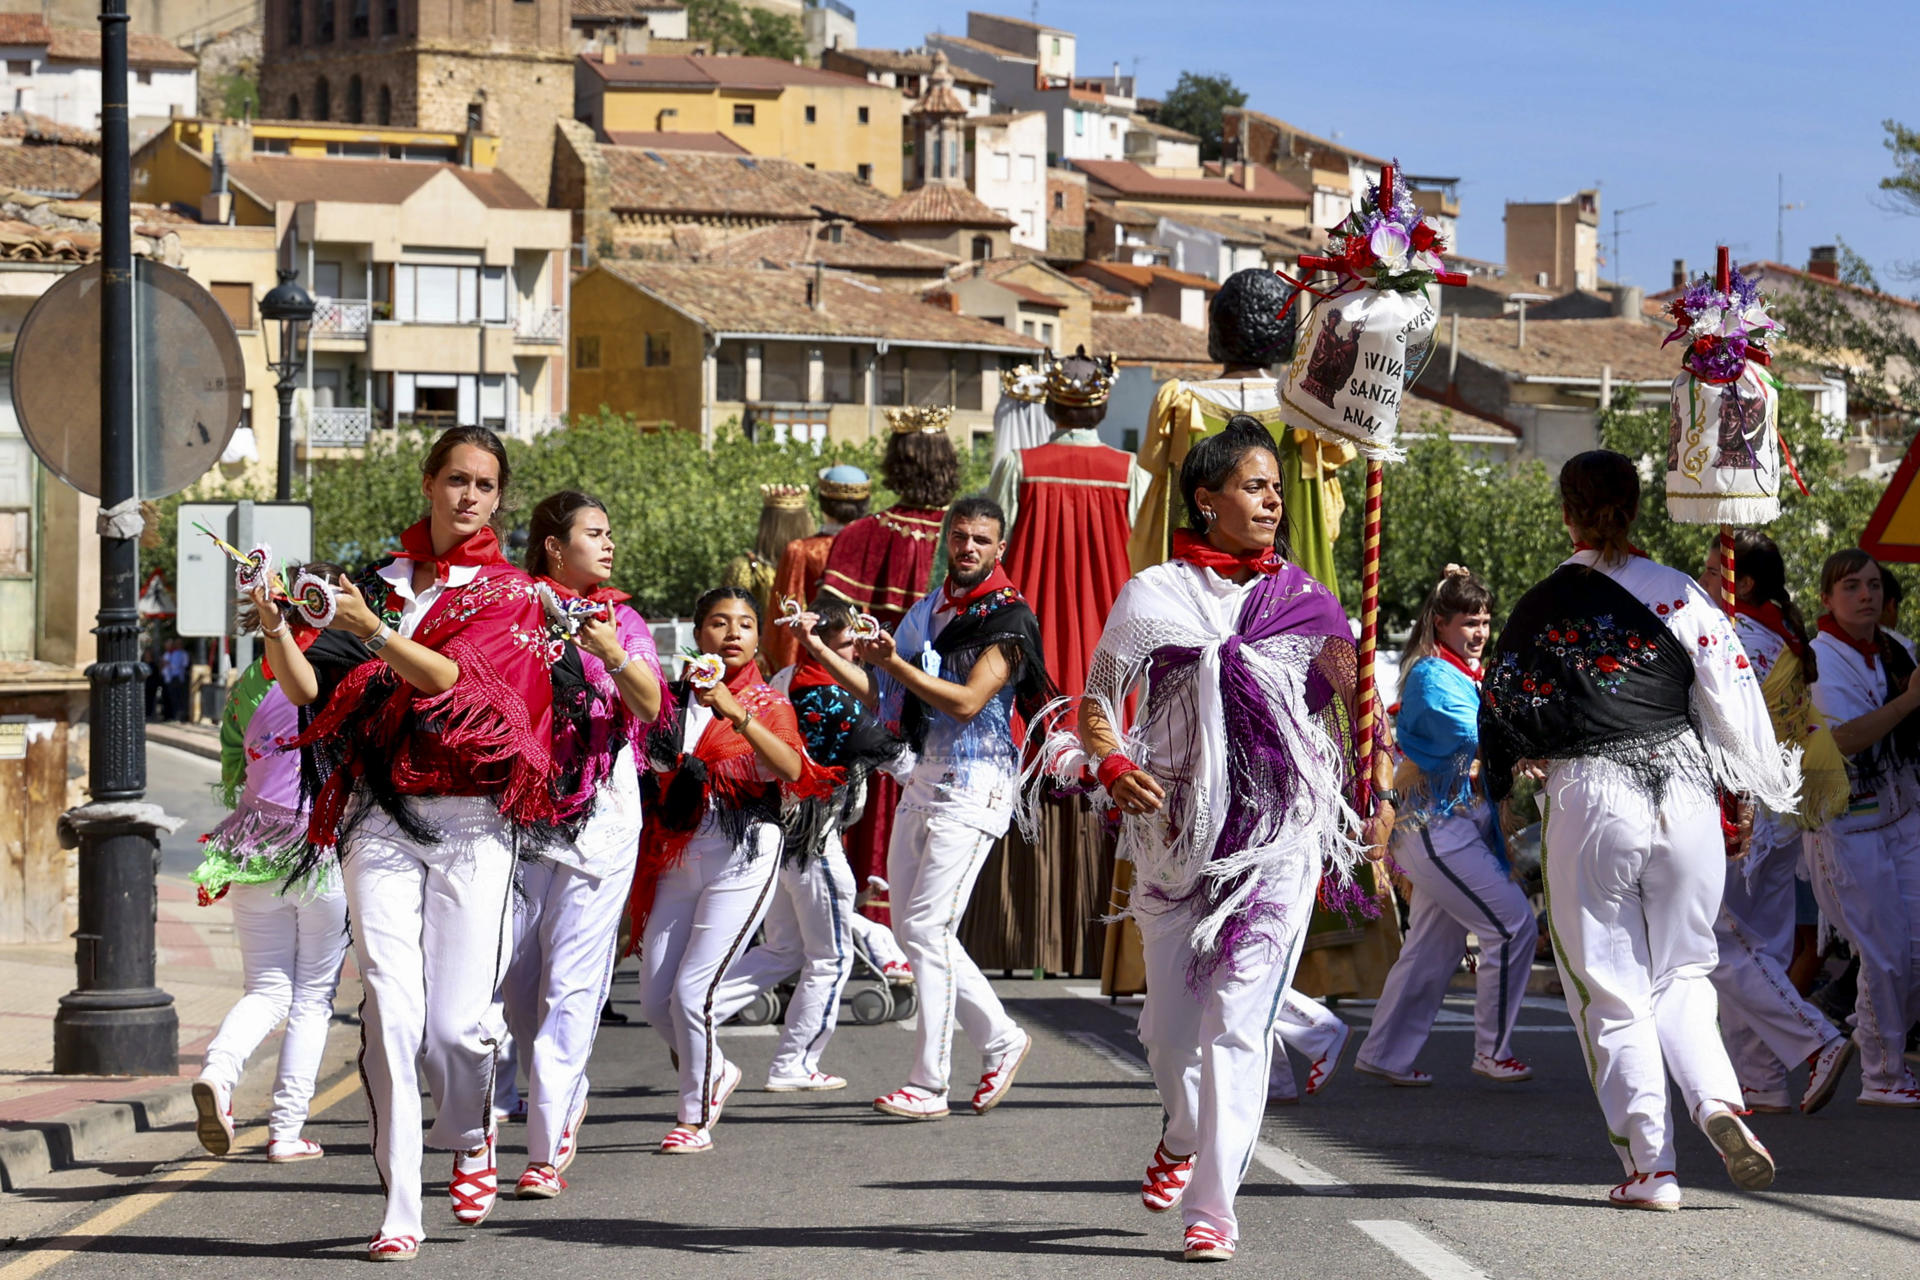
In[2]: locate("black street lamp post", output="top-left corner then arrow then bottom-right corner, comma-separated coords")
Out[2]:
260,267 -> 314,502
52,0 -> 178,1076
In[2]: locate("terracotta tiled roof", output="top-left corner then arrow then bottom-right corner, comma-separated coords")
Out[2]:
1201,161 -> 1315,203
1646,259 -> 1920,316
1070,260 -> 1220,294
1127,115 -> 1198,144
1087,197 -> 1156,229
1446,316 -> 1678,382
597,261 -> 1044,349
702,220 -> 958,273
1152,208 -> 1271,245
570,0 -> 683,18
0,15 -> 50,44
823,47 -> 992,89
929,33 -> 1028,59
1092,311 -> 1211,364
601,145 -> 888,220
44,27 -> 198,69
865,184 -> 1013,229
992,278 -> 1065,310
0,143 -> 99,197
0,111 -> 98,149
604,130 -> 747,154
1073,158 -> 1308,207
969,110 -> 1044,129
581,52 -> 876,90
226,157 -> 542,209
1399,393 -> 1521,440
1225,107 -> 1391,168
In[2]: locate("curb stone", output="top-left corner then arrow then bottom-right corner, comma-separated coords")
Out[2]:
0,1080 -> 198,1192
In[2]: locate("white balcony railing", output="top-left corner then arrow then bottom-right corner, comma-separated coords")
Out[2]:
516,307 -> 565,343
312,296 -> 372,339
309,406 -> 373,447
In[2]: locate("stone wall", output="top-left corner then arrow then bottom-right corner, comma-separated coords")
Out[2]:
192,21 -> 261,117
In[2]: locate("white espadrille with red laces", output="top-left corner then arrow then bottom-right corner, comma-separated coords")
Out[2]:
1355,1059 -> 1433,1087
1182,1223 -> 1236,1261
765,1071 -> 848,1092
190,1078 -> 234,1157
659,1124 -> 712,1154
1800,1036 -> 1856,1114
873,1085 -> 949,1120
1857,1070 -> 1920,1108
515,1163 -> 566,1199
972,1029 -> 1032,1114
1304,1021 -> 1350,1096
449,1132 -> 498,1226
1702,1106 -> 1775,1191
1140,1142 -> 1196,1213
1608,1170 -> 1681,1211
367,1233 -> 420,1261
707,1059 -> 743,1127
1742,1085 -> 1792,1114
881,961 -> 914,983
554,1097 -> 588,1173
1471,1053 -> 1533,1082
266,1137 -> 324,1163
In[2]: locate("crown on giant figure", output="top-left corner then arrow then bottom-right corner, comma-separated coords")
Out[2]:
760,483 -> 809,511
816,464 -> 871,501
999,363 -> 1047,403
1042,346 -> 1117,409
884,405 -> 952,435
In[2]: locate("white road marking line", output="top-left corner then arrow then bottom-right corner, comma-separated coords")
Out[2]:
1252,1141 -> 1356,1196
1064,1029 -> 1152,1080
718,1025 -> 779,1037
1351,1219 -> 1491,1280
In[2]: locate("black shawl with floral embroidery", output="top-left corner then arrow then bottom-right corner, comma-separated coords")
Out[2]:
1480,564 -> 1697,804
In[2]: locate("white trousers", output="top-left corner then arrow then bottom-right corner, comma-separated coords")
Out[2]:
1711,827 -> 1836,1093
1267,987 -> 1345,1097
712,832 -> 858,1080
639,824 -> 782,1124
499,853 -> 632,1165
1806,807 -> 1920,1090
1543,762 -> 1739,1177
1363,807 -> 1536,1073
343,797 -> 516,1240
853,909 -> 909,970
1137,852 -> 1317,1241
888,807 -> 1021,1093
201,879 -> 350,1142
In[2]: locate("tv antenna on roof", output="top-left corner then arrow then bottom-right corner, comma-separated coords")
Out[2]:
1777,173 -> 1803,264
1611,200 -> 1656,281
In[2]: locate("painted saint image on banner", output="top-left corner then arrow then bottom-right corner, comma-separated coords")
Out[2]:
1300,308 -> 1362,409
1713,383 -> 1763,470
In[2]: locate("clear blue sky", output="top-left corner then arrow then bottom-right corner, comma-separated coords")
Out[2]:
860,0 -> 1918,294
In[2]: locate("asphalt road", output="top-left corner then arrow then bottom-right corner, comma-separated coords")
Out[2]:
147,740 -> 231,878
6,750 -> 1918,1278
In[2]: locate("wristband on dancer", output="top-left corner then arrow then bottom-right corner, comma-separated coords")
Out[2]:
1096,751 -> 1141,792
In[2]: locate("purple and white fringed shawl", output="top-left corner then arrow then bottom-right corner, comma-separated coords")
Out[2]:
1021,558 -> 1365,986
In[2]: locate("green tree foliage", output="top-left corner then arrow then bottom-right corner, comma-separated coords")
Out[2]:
218,71 -> 260,121
1768,238 -> 1920,423
1596,387 -> 1884,611
1333,424 -> 1564,634
685,0 -> 806,62
1154,72 -> 1246,164
1878,118 -> 1920,227
145,415 -> 991,620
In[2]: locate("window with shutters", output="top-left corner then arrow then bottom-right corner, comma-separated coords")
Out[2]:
574,335 -> 601,370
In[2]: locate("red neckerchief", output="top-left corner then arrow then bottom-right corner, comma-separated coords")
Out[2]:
537,574 -> 631,621
1818,613 -> 1881,669
939,563 -> 1016,613
1172,529 -> 1283,578
393,520 -> 506,582
1736,600 -> 1804,657
787,650 -> 841,692
1435,642 -> 1482,683
1572,540 -> 1649,559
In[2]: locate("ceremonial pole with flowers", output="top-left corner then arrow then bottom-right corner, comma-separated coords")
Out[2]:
1282,163 -> 1466,817
1662,246 -> 1793,613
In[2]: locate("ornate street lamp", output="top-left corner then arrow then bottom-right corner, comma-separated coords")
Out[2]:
259,266 -> 314,500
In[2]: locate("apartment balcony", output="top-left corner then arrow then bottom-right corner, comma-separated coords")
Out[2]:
311,296 -> 373,344
308,405 -> 373,448
515,307 -> 565,345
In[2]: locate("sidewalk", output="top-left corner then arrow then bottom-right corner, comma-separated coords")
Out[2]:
145,719 -> 221,761
0,869 -> 359,1190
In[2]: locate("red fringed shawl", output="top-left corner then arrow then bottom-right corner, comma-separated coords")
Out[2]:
627,660 -> 839,941
295,521 -> 561,848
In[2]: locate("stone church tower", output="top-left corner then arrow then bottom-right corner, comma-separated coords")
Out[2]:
257,0 -> 571,203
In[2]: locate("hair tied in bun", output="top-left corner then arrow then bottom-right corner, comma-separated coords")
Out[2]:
1443,563 -> 1471,579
